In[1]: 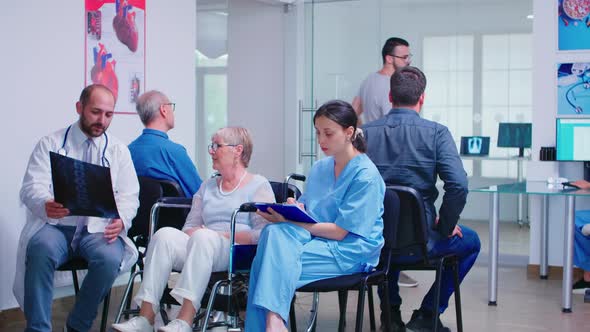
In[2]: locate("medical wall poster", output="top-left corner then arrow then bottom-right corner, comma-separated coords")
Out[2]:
557,62 -> 590,115
85,0 -> 145,114
558,0 -> 590,51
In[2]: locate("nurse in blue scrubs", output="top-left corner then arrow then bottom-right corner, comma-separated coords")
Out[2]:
245,100 -> 386,331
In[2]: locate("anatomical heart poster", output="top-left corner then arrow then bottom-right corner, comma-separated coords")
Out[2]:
85,0 -> 145,114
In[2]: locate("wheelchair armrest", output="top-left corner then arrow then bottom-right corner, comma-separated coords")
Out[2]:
157,197 -> 192,205
239,202 -> 258,213
149,197 -> 193,240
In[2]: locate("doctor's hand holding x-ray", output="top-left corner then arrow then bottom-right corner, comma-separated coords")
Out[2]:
44,199 -> 124,243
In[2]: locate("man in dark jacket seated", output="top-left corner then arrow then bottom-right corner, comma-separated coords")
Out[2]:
363,66 -> 481,332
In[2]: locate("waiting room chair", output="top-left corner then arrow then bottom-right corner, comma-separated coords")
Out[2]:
114,177 -> 185,323
371,185 -> 464,332
57,257 -> 111,332
287,186 -> 400,332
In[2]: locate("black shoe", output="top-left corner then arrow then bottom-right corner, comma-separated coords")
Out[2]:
573,278 -> 590,290
405,308 -> 450,332
380,305 -> 406,332
573,278 -> 590,294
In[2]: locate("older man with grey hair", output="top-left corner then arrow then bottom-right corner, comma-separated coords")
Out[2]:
128,90 -> 202,197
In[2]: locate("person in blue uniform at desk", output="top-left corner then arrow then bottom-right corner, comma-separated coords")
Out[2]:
245,100 -> 386,331
570,180 -> 590,292
129,90 -> 202,197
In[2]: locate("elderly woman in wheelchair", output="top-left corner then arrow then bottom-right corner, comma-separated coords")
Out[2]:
113,127 -> 274,332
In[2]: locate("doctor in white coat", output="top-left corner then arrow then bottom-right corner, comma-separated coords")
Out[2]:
14,84 -> 139,332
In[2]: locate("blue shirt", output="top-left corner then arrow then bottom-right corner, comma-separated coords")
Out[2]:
128,129 -> 202,197
362,108 -> 468,243
300,154 -> 385,272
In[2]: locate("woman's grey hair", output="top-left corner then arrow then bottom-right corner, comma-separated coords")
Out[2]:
135,90 -> 168,125
213,127 -> 254,167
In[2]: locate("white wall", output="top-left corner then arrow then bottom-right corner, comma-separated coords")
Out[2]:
227,0 -> 286,181
528,0 -> 590,266
0,0 -> 196,310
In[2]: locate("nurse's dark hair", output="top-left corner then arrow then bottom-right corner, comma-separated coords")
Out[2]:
313,100 -> 366,153
79,84 -> 115,107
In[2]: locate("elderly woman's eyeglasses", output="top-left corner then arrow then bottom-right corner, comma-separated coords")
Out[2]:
208,143 -> 237,152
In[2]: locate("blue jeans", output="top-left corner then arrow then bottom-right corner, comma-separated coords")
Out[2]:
379,225 -> 480,314
24,224 -> 124,332
574,210 -> 590,271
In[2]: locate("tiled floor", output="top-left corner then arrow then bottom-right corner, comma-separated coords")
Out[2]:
2,263 -> 590,331
4,220 -> 590,331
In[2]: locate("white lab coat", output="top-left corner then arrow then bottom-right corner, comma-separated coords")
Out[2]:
13,121 -> 139,309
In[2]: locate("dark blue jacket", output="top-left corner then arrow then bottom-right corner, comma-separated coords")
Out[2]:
362,108 -> 468,244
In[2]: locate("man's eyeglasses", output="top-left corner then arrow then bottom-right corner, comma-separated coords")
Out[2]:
208,142 -> 237,152
391,53 -> 413,61
163,103 -> 176,112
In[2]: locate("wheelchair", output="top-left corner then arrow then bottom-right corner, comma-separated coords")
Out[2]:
113,173 -> 305,331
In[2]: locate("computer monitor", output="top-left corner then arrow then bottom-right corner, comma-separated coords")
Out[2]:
497,123 -> 532,157
460,136 -> 490,156
556,118 -> 590,181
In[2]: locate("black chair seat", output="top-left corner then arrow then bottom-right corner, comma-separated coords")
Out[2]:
57,257 -> 89,271
297,271 -> 386,293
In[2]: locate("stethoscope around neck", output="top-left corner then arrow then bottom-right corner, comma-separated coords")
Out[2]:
57,125 -> 110,167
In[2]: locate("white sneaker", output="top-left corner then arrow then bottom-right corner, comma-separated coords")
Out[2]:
158,319 -> 192,332
112,316 -> 154,332
398,272 -> 419,288
582,223 -> 590,236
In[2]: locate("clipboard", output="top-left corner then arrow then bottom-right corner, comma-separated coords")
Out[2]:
254,203 -> 318,223
50,151 -> 120,218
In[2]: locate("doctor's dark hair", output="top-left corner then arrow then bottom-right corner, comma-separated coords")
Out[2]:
79,84 -> 115,107
390,66 -> 427,107
313,100 -> 366,153
382,37 -> 409,64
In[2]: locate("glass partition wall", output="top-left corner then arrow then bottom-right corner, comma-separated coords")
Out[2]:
304,0 -> 533,258
196,0 -> 229,178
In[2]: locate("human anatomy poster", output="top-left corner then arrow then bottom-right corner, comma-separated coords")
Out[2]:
557,62 -> 590,115
85,0 -> 145,114
558,0 -> 590,50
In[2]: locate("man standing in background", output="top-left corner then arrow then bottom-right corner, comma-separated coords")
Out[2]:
352,37 -> 412,125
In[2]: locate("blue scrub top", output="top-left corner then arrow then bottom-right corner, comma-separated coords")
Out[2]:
300,153 -> 385,272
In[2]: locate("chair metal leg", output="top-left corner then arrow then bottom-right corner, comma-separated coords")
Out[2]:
202,279 -> 229,331
381,278 -> 392,332
305,292 -> 319,332
337,290 -> 348,331
71,270 -> 80,294
289,297 -> 297,332
354,284 -> 366,332
124,264 -> 137,319
452,258 -> 463,332
367,286 -> 376,331
433,262 -> 444,332
115,270 -> 143,323
100,290 -> 111,332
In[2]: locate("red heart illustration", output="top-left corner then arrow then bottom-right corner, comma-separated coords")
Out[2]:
113,0 -> 138,52
91,43 -> 119,101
